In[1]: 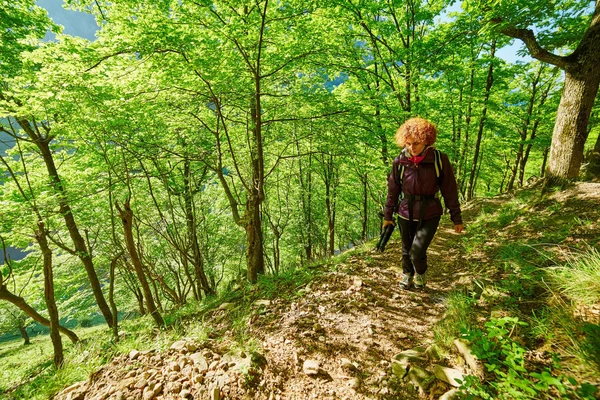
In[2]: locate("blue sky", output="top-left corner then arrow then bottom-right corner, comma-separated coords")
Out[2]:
37,0 -> 98,41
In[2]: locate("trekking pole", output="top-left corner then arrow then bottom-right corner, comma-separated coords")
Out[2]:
375,223 -> 395,252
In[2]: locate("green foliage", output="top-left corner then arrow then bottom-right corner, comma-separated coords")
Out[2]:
2,0 -> 600,396
460,317 -> 597,400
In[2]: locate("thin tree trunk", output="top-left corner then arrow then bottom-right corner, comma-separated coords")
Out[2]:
245,193 -> 265,283
183,161 -> 213,297
541,147 -> 550,177
457,48 -> 477,193
35,221 -> 63,368
116,199 -> 164,327
361,173 -> 368,242
109,256 -> 119,341
0,289 -> 79,343
31,133 -> 113,327
297,136 -> 313,263
507,67 -> 542,192
19,325 -> 30,345
467,41 -> 496,201
519,70 -> 554,185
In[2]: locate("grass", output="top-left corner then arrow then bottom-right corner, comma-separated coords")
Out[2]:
433,291 -> 477,350
433,185 -> 600,399
549,248 -> 600,306
1,325 -> 109,400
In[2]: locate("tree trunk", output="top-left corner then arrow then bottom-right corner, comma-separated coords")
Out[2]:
19,324 -> 30,345
35,221 -> 63,368
0,289 -> 79,343
541,146 -> 550,177
547,69 -> 600,179
361,173 -> 368,242
275,235 -> 281,274
183,161 -> 214,297
507,68 -> 541,192
297,136 -> 313,263
135,287 -> 146,315
245,193 -> 265,283
109,256 -> 119,341
31,134 -> 114,327
467,41 -> 496,201
116,199 -> 164,327
457,52 -> 477,195
500,4 -> 600,180
519,120 -> 541,186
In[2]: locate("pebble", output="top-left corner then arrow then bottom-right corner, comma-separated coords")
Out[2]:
303,359 -> 320,375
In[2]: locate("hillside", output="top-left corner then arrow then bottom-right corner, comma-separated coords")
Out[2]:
3,182 -> 600,400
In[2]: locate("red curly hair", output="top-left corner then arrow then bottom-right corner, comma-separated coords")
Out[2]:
394,117 -> 438,148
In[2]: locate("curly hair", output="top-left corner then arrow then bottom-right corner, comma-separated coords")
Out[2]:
394,117 -> 438,148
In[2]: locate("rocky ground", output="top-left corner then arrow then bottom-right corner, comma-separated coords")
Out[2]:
54,182 -> 600,400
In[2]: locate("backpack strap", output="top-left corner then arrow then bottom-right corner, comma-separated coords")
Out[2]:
398,163 -> 406,186
433,149 -> 442,179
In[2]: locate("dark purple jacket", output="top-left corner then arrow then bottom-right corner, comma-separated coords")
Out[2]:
384,148 -> 462,225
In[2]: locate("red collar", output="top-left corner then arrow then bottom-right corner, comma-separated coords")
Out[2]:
407,147 -> 430,165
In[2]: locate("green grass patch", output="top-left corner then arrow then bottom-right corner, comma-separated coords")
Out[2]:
433,291 -> 477,350
549,248 -> 600,306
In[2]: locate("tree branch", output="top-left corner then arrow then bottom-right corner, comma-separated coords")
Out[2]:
493,20 -> 572,70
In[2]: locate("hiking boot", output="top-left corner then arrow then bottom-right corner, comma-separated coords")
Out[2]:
400,273 -> 413,290
414,273 -> 426,289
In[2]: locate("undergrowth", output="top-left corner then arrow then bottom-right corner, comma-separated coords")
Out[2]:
434,186 -> 600,399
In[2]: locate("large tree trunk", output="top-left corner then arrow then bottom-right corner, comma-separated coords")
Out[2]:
30,132 -> 114,327
500,4 -> 600,180
0,289 -> 79,343
547,69 -> 600,179
35,221 -> 63,368
467,41 -> 496,201
116,199 -> 164,327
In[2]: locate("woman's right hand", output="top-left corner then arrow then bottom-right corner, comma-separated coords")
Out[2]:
382,220 -> 395,229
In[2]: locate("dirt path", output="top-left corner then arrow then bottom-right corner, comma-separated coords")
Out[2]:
53,204 -> 490,400
246,221 -> 470,399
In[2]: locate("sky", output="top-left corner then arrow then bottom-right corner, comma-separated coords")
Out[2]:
37,0 -> 98,41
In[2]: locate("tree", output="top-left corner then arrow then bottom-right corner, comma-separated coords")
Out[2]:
476,0 -> 600,180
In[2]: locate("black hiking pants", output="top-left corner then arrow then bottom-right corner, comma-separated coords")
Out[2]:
397,216 -> 440,275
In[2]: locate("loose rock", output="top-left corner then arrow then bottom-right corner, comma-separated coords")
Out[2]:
433,365 -> 465,387
303,359 -> 320,375
454,339 -> 483,376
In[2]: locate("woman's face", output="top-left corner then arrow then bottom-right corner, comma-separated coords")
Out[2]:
405,136 -> 426,156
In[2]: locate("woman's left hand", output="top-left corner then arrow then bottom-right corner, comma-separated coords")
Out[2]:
454,224 -> 464,233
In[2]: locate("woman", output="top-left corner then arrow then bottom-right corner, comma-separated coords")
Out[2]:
383,117 -> 464,290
